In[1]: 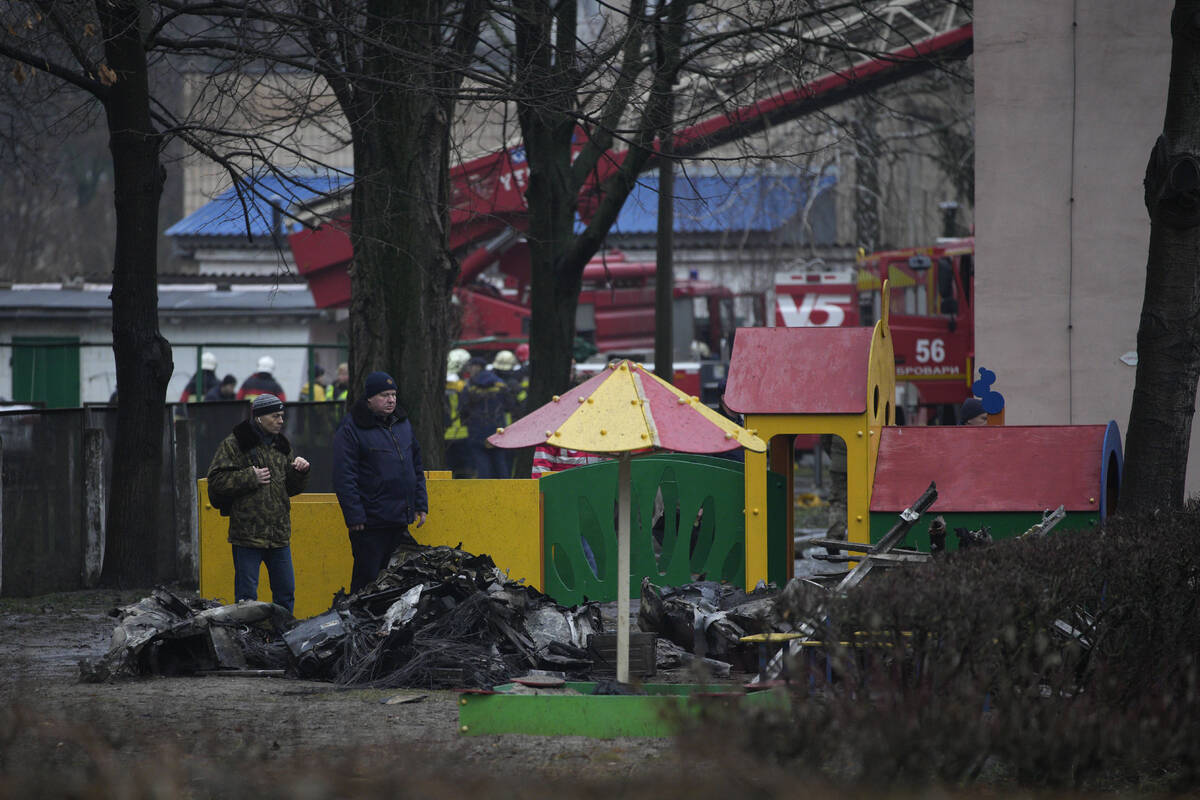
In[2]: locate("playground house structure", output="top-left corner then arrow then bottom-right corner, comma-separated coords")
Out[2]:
729,283 -> 1122,577
727,283 -> 899,581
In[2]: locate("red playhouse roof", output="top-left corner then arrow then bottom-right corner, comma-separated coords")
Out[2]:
870,423 -> 1123,516
724,326 -> 875,415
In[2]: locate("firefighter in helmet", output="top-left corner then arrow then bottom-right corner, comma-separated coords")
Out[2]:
444,348 -> 472,477
490,349 -> 527,422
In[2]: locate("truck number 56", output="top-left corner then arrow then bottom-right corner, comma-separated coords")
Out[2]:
915,338 -> 945,363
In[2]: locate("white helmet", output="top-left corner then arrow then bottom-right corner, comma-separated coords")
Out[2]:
491,350 -> 518,371
257,355 -> 276,373
447,348 -> 471,374
201,352 -> 217,371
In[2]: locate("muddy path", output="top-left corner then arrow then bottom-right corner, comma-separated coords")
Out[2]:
0,589 -> 773,798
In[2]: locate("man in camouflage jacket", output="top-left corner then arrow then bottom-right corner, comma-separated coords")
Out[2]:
207,393 -> 310,614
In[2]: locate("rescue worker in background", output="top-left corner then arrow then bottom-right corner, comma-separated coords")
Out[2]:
331,363 -> 351,402
300,365 -> 329,401
332,371 -> 429,594
205,374 -> 239,402
515,346 -> 531,409
513,344 -> 530,411
180,351 -> 220,402
206,393 -> 311,615
460,356 -> 516,478
444,348 -> 472,478
959,397 -> 988,426
490,350 -> 526,421
238,355 -> 287,401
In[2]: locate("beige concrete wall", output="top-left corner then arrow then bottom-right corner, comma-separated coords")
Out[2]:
974,1 -> 1199,494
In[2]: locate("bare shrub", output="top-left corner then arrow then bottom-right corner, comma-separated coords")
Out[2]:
714,506 -> 1200,791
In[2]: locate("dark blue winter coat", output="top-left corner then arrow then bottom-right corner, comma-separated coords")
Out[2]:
332,399 -> 428,529
460,369 -> 517,442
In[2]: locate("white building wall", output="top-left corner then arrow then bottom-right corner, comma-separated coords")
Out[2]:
973,1 -> 1198,492
0,290 -> 341,405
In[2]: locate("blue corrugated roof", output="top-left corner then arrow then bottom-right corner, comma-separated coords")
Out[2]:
0,286 -> 317,313
165,171 -> 351,239
605,170 -> 836,235
170,168 -> 835,241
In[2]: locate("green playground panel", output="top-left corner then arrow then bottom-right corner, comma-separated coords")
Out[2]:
539,454 -> 788,604
457,682 -> 789,737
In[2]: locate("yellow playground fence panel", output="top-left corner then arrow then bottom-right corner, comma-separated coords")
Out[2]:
198,474 -> 544,619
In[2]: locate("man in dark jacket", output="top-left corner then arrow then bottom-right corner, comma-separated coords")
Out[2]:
204,373 -> 238,402
460,356 -> 516,478
332,371 -> 429,593
206,393 -> 311,614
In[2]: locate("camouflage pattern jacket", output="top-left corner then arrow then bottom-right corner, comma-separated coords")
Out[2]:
207,420 -> 309,548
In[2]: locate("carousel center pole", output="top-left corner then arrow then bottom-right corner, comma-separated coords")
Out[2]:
617,451 -> 631,684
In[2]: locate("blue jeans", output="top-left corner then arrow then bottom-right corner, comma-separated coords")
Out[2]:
232,544 -> 295,615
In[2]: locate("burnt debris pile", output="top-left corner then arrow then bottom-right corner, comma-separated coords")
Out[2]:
79,589 -> 292,682
294,546 -> 602,688
638,579 -> 779,670
81,546 -> 602,688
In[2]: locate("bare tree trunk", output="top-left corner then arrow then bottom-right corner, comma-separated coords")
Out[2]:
345,0 -> 457,465
1123,0 -> 1200,513
98,0 -> 172,586
516,0 -> 688,451
522,127 -> 581,435
509,0 -> 582,477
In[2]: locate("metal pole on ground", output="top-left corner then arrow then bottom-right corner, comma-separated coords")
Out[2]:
82,427 -> 106,588
174,418 -> 199,587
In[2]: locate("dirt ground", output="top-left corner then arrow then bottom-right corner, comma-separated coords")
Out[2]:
0,587 -> 807,799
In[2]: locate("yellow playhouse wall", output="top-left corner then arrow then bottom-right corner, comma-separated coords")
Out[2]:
199,476 -> 544,619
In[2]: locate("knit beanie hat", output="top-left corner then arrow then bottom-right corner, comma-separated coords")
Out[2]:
958,397 -> 985,424
364,371 -> 396,398
252,393 -> 284,417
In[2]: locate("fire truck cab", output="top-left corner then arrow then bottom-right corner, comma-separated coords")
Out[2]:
774,238 -> 975,419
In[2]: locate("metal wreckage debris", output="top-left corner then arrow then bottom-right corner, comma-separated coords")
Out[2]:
78,589 -> 293,682
81,546 -> 602,688
81,486 -> 1079,688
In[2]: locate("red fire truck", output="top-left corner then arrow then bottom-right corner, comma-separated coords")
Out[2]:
774,237 -> 975,415
457,245 -> 731,353
456,242 -> 734,397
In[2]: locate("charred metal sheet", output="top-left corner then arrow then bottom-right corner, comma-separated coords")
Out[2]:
637,579 -> 777,668
283,610 -> 346,660
208,625 -> 248,669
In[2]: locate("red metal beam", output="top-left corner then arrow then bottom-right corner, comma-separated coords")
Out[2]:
292,23 -> 973,308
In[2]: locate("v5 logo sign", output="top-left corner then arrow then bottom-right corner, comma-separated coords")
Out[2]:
777,293 -> 852,327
